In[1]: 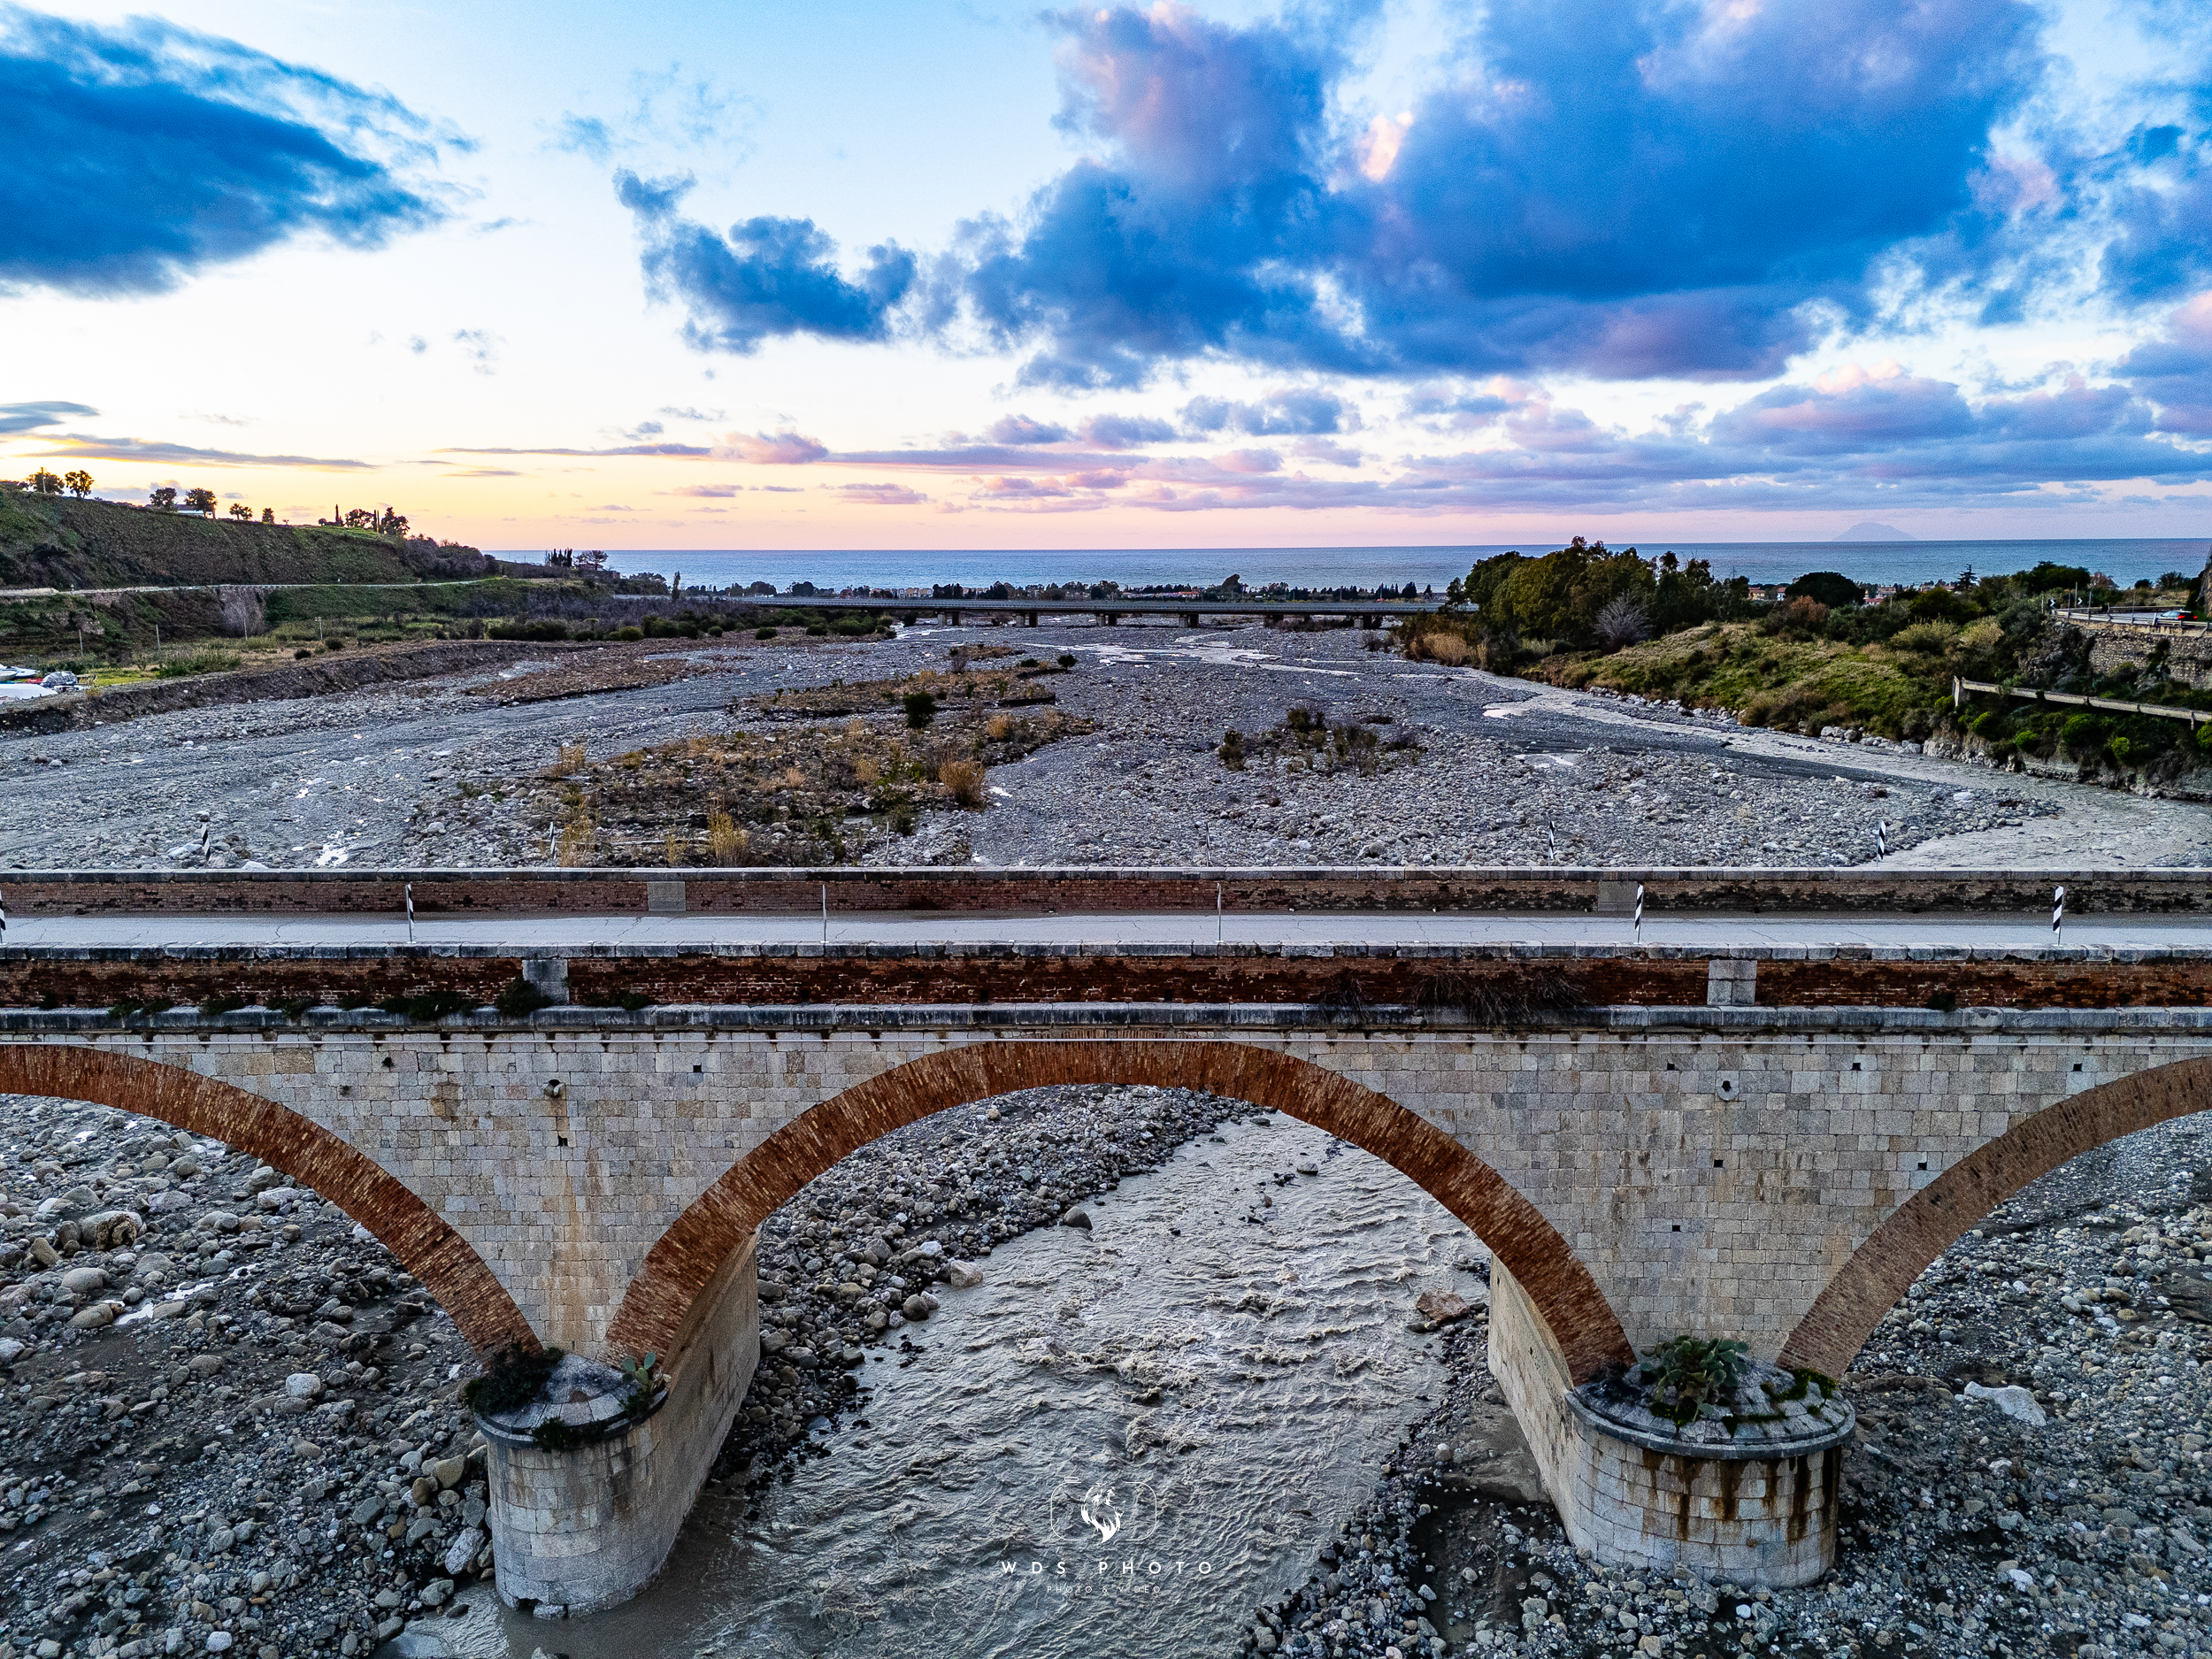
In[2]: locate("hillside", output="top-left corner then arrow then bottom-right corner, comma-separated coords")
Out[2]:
0,488 -> 497,590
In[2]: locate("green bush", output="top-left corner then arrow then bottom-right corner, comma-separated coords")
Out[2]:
755,626 -> 777,640
903,690 -> 937,729
463,1341 -> 563,1417
495,977 -> 552,1018
1632,1335 -> 1750,1426
612,625 -> 644,641
488,619 -> 569,642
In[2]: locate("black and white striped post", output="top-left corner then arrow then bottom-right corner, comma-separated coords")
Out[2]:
198,822 -> 212,864
1633,882 -> 1645,945
405,882 -> 416,946
1547,827 -> 1558,863
1216,881 -> 1224,947
1876,819 -> 1888,858
0,887 -> 7,946
2053,884 -> 2066,947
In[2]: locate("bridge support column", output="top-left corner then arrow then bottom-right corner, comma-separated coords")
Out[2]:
1489,1263 -> 1847,1588
481,1234 -> 759,1614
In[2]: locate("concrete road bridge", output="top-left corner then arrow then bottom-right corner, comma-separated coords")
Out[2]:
3,865 -> 2210,1604
747,594 -> 1442,627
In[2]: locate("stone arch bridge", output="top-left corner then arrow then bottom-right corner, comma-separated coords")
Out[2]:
3,865 -> 2210,1604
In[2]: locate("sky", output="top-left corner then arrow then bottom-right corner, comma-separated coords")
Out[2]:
3,0 -> 2209,553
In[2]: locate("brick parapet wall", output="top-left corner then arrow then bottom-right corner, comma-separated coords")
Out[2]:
4,865 -> 2205,916
6,942 -> 2211,1015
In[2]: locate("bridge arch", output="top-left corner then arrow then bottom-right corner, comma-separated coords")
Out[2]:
0,1043 -> 535,1355
1781,1055 -> 2212,1377
608,1038 -> 1634,1381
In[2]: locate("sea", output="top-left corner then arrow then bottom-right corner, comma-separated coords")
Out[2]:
522,538 -> 2210,595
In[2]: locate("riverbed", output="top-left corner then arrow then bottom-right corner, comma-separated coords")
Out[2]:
396,1113 -> 1485,1658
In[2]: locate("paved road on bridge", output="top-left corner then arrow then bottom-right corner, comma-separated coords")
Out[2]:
10,910 -> 2207,951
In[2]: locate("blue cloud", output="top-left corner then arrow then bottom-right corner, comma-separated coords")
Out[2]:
984,414 -> 1071,444
894,0 -> 2198,387
1181,388 -> 1353,436
616,170 -> 916,352
0,399 -> 97,434
0,6 -> 445,296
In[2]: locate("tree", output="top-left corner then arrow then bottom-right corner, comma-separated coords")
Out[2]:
228,502 -> 252,521
27,468 -> 61,495
184,487 -> 218,517
579,549 -> 609,573
376,508 -> 409,537
260,507 -> 275,524
149,486 -> 177,511
1786,571 -> 1863,608
343,508 -> 375,529
61,470 -> 92,498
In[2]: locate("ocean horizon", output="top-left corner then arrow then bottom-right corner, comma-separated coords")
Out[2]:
530,537 -> 2210,595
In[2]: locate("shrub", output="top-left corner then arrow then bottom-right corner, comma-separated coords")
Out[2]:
706,810 -> 749,863
941,758 -> 987,807
495,978 -> 551,1018
1593,593 -> 1652,650
613,625 -> 644,641
1420,632 -> 1470,665
1889,620 -> 1957,657
1218,729 -> 1247,770
756,626 -> 777,640
153,649 -> 242,679
530,1417 -> 576,1452
1761,596 -> 1829,637
378,990 -> 474,1022
554,739 -> 588,773
903,690 -> 937,729
463,1341 -> 563,1417
1056,653 -> 1077,667
488,619 -> 569,641
555,815 -> 595,866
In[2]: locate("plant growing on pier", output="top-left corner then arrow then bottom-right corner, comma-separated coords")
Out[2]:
495,976 -> 552,1018
464,1341 -> 564,1417
1635,1335 -> 1750,1426
618,1352 -> 662,1422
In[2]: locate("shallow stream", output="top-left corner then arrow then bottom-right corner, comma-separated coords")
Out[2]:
396,1112 -> 1486,1657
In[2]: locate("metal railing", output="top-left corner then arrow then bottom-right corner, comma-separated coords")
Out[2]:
1953,675 -> 2212,727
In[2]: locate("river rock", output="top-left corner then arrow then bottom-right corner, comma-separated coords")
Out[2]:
27,1236 -> 58,1267
82,1208 -> 142,1248
1963,1381 -> 2047,1426
69,1302 -> 119,1329
432,1455 -> 467,1489
286,1371 -> 325,1399
1061,1206 -> 1094,1230
59,1265 -> 110,1295
902,1294 -> 933,1320
0,1338 -> 25,1364
442,1526 -> 486,1577
1415,1290 -> 1471,1324
945,1259 -> 985,1288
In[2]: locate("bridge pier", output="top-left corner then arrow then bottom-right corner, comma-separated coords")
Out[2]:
481,1234 -> 759,1614
1490,1263 -> 1847,1587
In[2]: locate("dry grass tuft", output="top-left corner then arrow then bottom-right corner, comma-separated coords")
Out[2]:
941,758 -> 987,807
706,810 -> 749,863
554,739 -> 588,774
555,814 -> 595,866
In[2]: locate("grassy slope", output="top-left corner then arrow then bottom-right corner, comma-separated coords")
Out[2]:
1530,620 -> 1950,735
0,489 -> 478,589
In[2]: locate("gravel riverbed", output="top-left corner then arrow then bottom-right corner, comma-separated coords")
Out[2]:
4,621 -> 2203,872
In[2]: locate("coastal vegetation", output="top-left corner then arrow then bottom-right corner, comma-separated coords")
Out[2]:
1410,537 -> 2212,791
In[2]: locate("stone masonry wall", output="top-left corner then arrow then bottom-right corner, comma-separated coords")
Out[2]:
7,1018 -> 2212,1371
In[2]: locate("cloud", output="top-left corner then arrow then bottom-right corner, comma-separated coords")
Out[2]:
1181,388 -> 1354,436
2116,293 -> 2212,435
28,434 -> 371,468
834,481 -> 928,504
0,400 -> 98,434
0,5 -> 446,296
434,442 -> 713,457
983,413 -> 1071,444
1079,412 -> 1178,448
616,170 -> 917,353
671,482 -> 741,497
452,328 -> 499,373
716,429 -> 829,464
737,0 -> 2212,391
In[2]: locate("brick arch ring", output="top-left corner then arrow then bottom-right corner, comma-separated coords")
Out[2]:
608,1039 -> 1635,1382
1781,1055 -> 2212,1379
0,1044 -> 536,1356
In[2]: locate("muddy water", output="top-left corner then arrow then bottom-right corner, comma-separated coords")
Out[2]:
400,1113 -> 1486,1658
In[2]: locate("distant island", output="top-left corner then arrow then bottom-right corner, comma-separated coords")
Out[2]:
1832,521 -> 1915,542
